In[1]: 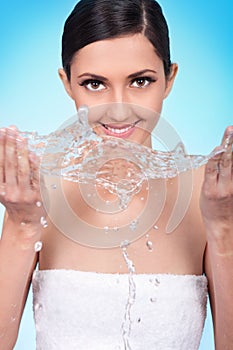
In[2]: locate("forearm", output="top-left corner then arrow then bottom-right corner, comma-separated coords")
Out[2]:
199,126 -> 233,349
0,220 -> 40,349
206,228 -> 233,350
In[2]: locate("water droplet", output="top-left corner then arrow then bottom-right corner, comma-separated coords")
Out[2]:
20,222 -> 26,226
224,135 -> 232,149
140,197 -> 144,201
10,316 -> 16,323
153,225 -> 158,230
62,160 -> 70,166
35,303 -> 43,311
119,202 -> 128,210
137,318 -> 141,323
0,191 -> 6,196
34,241 -> 43,252
146,240 -> 153,251
40,217 -> 48,228
113,226 -> 120,232
36,201 -> 42,208
129,219 -> 138,231
104,226 -> 109,234
120,240 -> 130,249
150,297 -> 157,303
155,278 -> 160,286
51,184 -> 57,190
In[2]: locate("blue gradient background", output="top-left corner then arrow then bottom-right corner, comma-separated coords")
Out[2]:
0,1 -> 232,349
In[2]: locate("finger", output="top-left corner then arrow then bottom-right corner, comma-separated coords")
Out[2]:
8,125 -> 18,132
0,128 -> 6,184
5,128 -> 17,186
204,149 -> 222,189
218,135 -> 233,182
221,125 -> 233,145
29,152 -> 40,190
17,136 -> 31,188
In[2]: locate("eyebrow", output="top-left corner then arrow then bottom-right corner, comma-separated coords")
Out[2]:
128,69 -> 157,79
77,69 -> 157,81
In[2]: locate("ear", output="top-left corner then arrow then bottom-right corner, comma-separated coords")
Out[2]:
164,63 -> 178,99
58,68 -> 74,99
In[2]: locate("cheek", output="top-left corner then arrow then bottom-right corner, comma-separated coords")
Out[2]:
69,80 -> 93,109
72,90 -> 105,111
131,83 -> 166,113
131,95 -> 163,117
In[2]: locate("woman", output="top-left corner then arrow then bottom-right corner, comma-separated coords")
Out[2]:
0,0 -> 232,349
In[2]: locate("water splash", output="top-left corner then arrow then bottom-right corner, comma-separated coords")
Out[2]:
18,105 -> 226,211
19,106 -> 224,180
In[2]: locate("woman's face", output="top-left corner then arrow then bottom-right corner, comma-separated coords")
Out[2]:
59,33 -> 177,146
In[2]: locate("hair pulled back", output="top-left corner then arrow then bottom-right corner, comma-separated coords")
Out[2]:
62,0 -> 171,80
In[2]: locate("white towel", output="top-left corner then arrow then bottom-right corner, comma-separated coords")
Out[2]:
32,269 -> 207,350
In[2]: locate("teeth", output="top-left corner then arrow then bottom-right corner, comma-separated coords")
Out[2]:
105,125 -> 132,134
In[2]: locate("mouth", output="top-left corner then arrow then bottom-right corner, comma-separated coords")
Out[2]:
100,121 -> 139,138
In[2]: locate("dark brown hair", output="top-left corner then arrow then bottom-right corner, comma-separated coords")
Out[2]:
62,0 -> 171,80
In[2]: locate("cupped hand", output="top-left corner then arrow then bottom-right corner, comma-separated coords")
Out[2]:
200,126 -> 233,238
0,126 -> 45,227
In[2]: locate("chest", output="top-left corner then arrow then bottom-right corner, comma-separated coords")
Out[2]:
39,174 -> 206,274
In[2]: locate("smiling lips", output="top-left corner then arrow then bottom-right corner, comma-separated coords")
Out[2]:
101,122 -> 138,138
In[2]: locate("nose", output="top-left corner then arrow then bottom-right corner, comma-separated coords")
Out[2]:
105,102 -> 134,124
106,88 -> 133,123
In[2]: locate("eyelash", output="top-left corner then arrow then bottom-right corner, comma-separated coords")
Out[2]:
79,76 -> 156,91
131,77 -> 156,88
79,79 -> 104,91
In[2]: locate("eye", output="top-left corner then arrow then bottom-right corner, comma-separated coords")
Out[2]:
80,79 -> 106,91
130,77 -> 156,88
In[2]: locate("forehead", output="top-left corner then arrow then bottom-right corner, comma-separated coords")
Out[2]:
71,33 -> 163,75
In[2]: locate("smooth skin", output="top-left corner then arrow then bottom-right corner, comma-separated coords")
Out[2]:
0,34 -> 233,349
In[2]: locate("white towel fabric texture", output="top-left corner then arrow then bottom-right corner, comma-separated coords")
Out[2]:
32,269 -> 208,350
